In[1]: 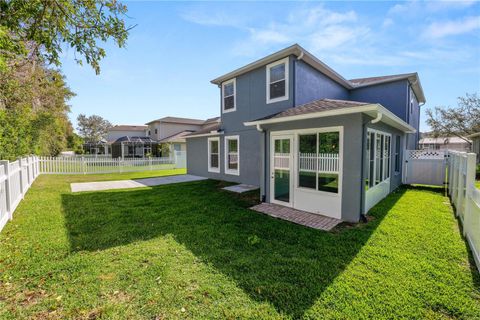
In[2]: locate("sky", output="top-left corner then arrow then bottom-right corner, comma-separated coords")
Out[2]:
60,1 -> 480,133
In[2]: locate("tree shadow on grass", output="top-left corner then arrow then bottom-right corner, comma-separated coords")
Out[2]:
61,180 -> 403,318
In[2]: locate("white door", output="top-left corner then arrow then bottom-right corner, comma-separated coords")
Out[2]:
270,135 -> 293,207
293,128 -> 343,219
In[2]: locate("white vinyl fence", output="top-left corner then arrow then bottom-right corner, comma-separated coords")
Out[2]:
447,151 -> 479,272
0,156 -> 40,232
39,151 -> 186,174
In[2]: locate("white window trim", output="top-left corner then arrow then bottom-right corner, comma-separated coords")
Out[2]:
266,57 -> 289,104
224,135 -> 240,176
366,128 -> 392,187
222,78 -> 236,114
208,137 -> 220,173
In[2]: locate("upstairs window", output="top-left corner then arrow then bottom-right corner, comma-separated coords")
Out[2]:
208,137 -> 220,173
222,79 -> 236,113
225,136 -> 239,175
266,57 -> 289,104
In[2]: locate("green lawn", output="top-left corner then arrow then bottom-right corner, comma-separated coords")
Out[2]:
0,172 -> 479,319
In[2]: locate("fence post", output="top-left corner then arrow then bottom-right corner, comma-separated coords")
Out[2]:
457,155 -> 465,219
82,156 -> 86,175
463,153 -> 476,237
149,157 -> 152,171
0,161 -> 12,220
18,158 -> 25,199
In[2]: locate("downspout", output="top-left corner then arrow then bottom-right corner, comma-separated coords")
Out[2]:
256,124 -> 267,202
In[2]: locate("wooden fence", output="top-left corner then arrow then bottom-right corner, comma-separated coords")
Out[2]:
447,151 -> 479,272
0,156 -> 40,232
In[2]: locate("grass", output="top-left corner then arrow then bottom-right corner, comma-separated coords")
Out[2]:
0,172 -> 479,319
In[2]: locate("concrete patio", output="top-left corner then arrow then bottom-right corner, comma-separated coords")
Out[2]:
71,174 -> 207,192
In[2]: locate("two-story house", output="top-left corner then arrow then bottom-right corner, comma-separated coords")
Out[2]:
185,44 -> 425,223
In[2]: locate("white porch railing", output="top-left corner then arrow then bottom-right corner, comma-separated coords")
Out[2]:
447,151 -> 479,272
0,156 -> 40,232
298,153 -> 339,173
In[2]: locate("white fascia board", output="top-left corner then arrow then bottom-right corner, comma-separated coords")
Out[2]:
184,131 -> 224,139
244,104 -> 416,133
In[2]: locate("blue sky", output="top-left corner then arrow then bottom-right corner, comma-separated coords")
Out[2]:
60,1 -> 480,132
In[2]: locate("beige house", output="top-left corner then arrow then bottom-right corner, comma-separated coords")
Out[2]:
418,136 -> 471,152
146,117 -> 220,153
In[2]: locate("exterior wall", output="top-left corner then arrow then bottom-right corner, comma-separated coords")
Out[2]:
220,56 -> 296,132
186,129 -> 263,186
107,130 -> 146,141
294,60 -> 349,105
349,80 -> 419,149
349,80 -> 409,122
261,113 -> 364,222
407,86 -> 420,149
148,122 -> 202,141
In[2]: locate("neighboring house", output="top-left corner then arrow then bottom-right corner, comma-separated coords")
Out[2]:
467,132 -> 480,163
185,44 -> 425,223
146,117 -> 214,154
419,136 -> 471,152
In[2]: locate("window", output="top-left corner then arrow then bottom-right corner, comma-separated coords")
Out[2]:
266,57 -> 289,104
208,137 -> 220,173
154,128 -> 158,134
147,130 -> 151,136
222,79 -> 236,113
365,129 -> 391,188
298,131 -> 340,194
225,136 -> 239,175
394,135 -> 401,173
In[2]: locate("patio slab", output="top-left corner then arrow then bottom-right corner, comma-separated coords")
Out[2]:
250,203 -> 341,231
222,184 -> 259,193
71,174 -> 207,193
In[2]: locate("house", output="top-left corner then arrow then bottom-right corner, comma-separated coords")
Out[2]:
185,44 -> 425,222
146,117 -> 218,153
419,136 -> 471,152
467,132 -> 480,163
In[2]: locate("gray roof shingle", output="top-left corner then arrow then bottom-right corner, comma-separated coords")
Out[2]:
249,99 -> 370,122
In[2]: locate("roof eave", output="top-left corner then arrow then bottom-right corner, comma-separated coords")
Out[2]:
184,130 -> 225,139
244,104 -> 416,133
211,44 -> 352,89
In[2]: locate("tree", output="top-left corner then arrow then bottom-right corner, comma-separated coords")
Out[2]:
0,0 -> 133,74
0,55 -> 75,159
426,93 -> 480,141
76,114 -> 111,143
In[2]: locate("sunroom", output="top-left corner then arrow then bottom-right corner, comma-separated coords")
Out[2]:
244,99 -> 415,222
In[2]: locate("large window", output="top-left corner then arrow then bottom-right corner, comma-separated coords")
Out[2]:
208,137 -> 220,173
266,57 -> 289,104
365,130 -> 391,189
222,79 -> 236,113
298,131 -> 340,194
225,136 -> 239,175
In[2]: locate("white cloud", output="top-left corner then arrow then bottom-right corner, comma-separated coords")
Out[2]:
423,16 -> 480,39
180,10 -> 245,28
383,18 -> 394,28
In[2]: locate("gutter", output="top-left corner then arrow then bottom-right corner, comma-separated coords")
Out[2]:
255,124 -> 268,202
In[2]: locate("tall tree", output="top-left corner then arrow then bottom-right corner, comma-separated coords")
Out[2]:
76,114 -> 111,143
426,93 -> 480,140
0,0 -> 133,74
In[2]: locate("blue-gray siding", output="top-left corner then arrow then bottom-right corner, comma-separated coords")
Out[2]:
294,60 -> 349,105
